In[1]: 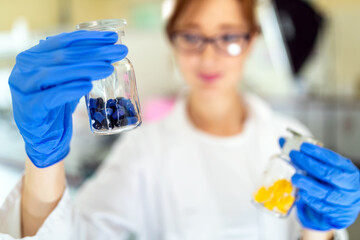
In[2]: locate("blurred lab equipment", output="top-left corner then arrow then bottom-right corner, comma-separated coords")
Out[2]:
257,0 -> 324,83
274,0 -> 324,75
76,19 -> 142,135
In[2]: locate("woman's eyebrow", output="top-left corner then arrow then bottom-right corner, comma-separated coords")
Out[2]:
180,23 -> 200,29
218,24 -> 249,31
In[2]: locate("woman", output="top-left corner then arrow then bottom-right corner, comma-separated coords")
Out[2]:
1,0 -> 359,239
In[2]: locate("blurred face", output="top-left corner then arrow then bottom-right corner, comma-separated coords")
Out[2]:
172,0 -> 256,99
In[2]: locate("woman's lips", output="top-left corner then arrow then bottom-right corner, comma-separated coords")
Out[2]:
198,73 -> 222,83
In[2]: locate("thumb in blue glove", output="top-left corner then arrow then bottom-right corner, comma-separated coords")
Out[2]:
279,137 -> 360,230
9,30 -> 128,168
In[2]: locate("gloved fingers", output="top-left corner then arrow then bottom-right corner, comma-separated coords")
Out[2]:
292,173 -> 331,199
35,80 -> 93,111
300,142 -> 358,172
298,190 -> 354,214
12,61 -> 114,93
56,44 -> 128,64
16,44 -> 128,68
290,150 -> 360,190
15,103 -> 74,151
296,200 -> 332,231
293,173 -> 360,206
21,106 -> 72,147
15,79 -> 93,117
70,99 -> 80,113
325,187 -> 360,206
29,30 -> 118,53
297,195 -> 359,230
327,211 -> 359,230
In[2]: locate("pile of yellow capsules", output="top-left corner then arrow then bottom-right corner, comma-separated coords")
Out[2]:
253,179 -> 295,215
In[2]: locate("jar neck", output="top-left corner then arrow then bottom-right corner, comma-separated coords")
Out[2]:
76,19 -> 126,44
80,28 -> 124,44
113,30 -> 124,44
278,152 -> 291,161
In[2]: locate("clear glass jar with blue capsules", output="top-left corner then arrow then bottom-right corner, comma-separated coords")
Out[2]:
76,19 -> 142,135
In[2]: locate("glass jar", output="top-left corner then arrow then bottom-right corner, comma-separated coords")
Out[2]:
252,128 -> 322,217
76,19 -> 142,135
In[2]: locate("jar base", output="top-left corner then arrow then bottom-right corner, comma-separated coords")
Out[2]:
91,121 -> 141,135
251,199 -> 291,218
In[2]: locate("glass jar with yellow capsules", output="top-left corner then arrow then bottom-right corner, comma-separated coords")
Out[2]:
252,128 -> 322,217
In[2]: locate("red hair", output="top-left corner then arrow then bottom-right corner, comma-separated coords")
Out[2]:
165,0 -> 260,39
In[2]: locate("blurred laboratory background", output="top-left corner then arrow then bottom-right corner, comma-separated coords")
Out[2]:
0,0 -> 359,238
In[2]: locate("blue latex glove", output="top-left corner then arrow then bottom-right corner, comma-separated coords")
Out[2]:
279,138 -> 360,230
9,30 -> 128,168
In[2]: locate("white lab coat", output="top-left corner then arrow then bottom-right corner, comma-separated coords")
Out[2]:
0,92 -> 348,240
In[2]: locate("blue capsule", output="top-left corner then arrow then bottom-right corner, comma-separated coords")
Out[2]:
90,108 -> 96,118
93,112 -> 105,123
93,121 -> 102,130
105,108 -> 113,117
115,103 -> 124,110
125,102 -> 136,117
96,98 -> 105,109
106,99 -> 116,108
126,116 -> 138,125
112,107 -> 125,120
89,98 -> 97,109
116,97 -> 130,107
115,118 -> 128,127
90,97 -> 139,130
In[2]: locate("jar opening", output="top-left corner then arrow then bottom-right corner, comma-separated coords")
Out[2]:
76,19 -> 127,31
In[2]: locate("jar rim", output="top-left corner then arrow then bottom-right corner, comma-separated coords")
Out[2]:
76,19 -> 127,30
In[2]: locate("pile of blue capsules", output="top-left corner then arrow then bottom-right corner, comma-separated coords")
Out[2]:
89,97 -> 139,130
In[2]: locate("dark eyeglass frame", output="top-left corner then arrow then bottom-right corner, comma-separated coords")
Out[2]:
170,31 -> 252,56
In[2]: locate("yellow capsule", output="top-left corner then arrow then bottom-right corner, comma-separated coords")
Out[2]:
254,186 -> 272,203
283,180 -> 293,194
264,198 -> 277,211
277,195 -> 295,214
272,179 -> 293,195
256,179 -> 295,214
272,188 -> 283,199
272,179 -> 286,191
276,206 -> 288,215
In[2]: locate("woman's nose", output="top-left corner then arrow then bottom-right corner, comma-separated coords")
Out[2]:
199,43 -> 219,64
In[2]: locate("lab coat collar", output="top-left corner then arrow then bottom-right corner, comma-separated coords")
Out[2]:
163,90 -> 275,143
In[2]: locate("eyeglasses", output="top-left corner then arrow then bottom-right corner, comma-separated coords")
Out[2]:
170,31 -> 251,57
